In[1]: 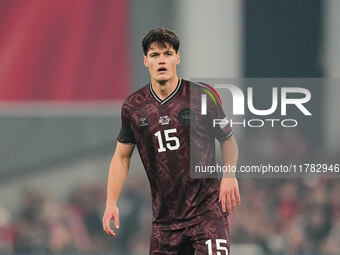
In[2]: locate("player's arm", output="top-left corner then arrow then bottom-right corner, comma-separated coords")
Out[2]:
218,135 -> 241,213
102,142 -> 135,236
200,83 -> 241,213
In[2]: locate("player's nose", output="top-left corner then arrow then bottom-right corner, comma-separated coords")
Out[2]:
158,54 -> 166,63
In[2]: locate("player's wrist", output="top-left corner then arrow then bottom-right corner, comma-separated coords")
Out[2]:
221,170 -> 236,179
106,199 -> 118,208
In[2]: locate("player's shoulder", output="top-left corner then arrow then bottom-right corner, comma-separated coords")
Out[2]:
186,80 -> 214,91
122,83 -> 150,108
183,79 -> 217,97
185,80 -> 222,107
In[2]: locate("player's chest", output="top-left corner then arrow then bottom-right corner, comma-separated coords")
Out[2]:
129,101 -> 192,135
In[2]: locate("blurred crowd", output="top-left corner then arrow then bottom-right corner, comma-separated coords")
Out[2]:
230,178 -> 339,255
233,128 -> 340,255
0,129 -> 339,255
0,175 -> 152,255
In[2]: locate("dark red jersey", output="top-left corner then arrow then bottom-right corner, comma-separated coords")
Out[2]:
117,79 -> 232,230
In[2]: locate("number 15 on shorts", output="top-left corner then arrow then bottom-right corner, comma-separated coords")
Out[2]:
205,239 -> 228,255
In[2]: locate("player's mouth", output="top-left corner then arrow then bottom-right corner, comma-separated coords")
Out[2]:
157,67 -> 167,73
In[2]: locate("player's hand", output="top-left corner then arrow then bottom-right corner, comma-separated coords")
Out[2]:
102,204 -> 119,236
219,177 -> 241,213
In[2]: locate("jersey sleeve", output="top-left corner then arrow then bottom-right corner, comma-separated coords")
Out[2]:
116,102 -> 136,144
206,90 -> 233,142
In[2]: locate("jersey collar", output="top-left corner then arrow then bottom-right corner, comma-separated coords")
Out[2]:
149,78 -> 182,105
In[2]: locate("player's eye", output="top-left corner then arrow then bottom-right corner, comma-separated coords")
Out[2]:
166,52 -> 172,56
150,53 -> 157,57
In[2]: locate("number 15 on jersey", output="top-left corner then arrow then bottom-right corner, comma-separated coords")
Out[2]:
154,128 -> 180,152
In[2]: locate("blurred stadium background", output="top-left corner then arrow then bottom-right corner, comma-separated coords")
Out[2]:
0,0 -> 339,254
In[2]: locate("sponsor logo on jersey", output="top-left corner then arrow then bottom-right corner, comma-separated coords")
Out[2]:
159,115 -> 170,125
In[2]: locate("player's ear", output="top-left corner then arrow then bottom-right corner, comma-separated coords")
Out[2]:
143,55 -> 148,67
176,52 -> 180,65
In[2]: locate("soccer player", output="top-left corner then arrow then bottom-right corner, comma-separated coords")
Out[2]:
102,27 -> 241,254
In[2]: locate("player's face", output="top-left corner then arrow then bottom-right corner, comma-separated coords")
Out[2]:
143,42 -> 180,83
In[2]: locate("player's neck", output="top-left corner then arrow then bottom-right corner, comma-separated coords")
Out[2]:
150,76 -> 179,100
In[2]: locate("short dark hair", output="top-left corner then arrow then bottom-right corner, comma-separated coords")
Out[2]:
142,27 -> 180,56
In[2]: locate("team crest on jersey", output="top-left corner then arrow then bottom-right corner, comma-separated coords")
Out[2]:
159,115 -> 170,125
178,109 -> 193,126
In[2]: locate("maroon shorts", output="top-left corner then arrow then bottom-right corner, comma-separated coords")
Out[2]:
149,205 -> 230,255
